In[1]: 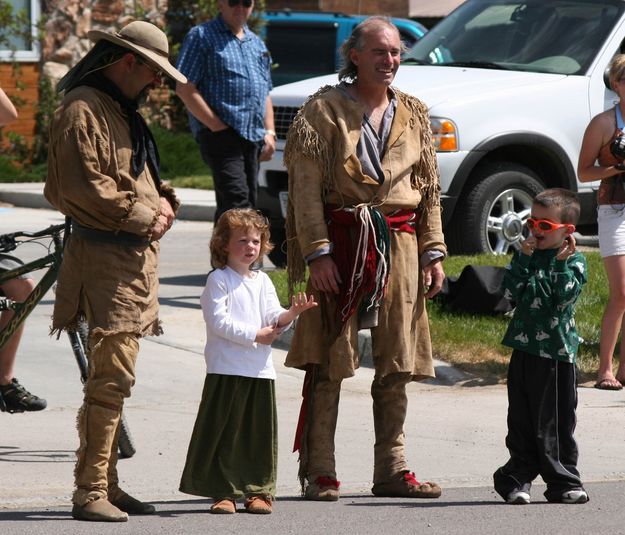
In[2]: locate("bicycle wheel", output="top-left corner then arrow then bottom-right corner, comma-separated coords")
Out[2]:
68,320 -> 137,458
118,413 -> 137,459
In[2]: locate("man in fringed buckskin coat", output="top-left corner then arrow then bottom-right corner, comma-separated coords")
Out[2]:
284,17 -> 447,502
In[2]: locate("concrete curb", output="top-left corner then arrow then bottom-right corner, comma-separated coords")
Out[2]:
0,188 -> 53,210
0,183 -> 217,222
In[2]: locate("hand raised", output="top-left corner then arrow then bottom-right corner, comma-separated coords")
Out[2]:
556,234 -> 576,261
289,292 -> 318,316
520,236 -> 536,256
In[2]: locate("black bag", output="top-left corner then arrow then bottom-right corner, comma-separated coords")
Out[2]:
437,265 -> 512,314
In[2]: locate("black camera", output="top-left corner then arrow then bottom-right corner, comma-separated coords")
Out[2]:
610,134 -> 625,160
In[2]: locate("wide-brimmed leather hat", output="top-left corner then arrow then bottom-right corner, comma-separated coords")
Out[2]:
88,21 -> 187,84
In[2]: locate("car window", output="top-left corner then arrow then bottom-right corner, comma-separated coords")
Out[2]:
406,0 -> 623,75
399,29 -> 419,50
266,23 -> 338,86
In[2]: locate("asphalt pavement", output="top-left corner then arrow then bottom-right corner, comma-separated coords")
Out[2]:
1,192 -> 624,534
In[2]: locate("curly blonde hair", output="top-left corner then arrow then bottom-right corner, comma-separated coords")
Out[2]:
210,208 -> 274,269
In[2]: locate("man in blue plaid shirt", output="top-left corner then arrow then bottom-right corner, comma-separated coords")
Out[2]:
176,0 -> 276,222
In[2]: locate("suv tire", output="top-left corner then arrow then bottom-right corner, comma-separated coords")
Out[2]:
448,163 -> 544,255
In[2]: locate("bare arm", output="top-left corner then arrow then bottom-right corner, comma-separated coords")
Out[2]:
260,95 -> 276,162
175,80 -> 228,132
578,112 -> 623,182
0,88 -> 18,126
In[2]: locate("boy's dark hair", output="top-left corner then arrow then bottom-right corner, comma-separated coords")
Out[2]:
210,208 -> 273,269
533,188 -> 580,225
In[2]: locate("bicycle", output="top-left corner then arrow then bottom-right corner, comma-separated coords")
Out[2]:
0,224 -> 136,458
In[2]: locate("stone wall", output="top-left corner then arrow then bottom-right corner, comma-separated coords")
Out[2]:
43,0 -> 168,85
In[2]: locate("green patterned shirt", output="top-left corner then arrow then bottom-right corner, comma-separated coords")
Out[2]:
501,248 -> 587,363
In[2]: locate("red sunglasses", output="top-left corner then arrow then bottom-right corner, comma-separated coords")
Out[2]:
526,217 -> 575,233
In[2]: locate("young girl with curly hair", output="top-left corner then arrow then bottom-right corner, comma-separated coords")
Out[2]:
179,208 -> 316,514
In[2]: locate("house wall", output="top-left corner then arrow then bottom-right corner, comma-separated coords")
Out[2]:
2,0 -> 168,144
0,63 -> 39,143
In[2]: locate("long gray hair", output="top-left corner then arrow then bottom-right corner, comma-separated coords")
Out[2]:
338,16 -> 406,82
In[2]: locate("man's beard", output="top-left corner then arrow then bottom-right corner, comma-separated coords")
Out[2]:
137,83 -> 154,105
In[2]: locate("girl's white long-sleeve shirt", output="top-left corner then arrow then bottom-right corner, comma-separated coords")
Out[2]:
200,266 -> 288,379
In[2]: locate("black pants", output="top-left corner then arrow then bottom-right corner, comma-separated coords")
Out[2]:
198,128 -> 261,223
493,350 -> 584,502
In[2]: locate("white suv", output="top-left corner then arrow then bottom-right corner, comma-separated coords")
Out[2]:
259,0 -> 623,266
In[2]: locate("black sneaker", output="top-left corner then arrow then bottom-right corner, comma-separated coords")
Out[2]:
0,378 -> 47,413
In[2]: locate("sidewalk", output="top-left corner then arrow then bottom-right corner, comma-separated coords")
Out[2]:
0,182 -> 217,222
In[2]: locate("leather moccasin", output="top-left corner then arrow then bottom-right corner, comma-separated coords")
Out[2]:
244,495 -> 272,514
372,471 -> 442,499
71,498 -> 128,522
109,490 -> 156,515
210,499 -> 236,514
304,476 -> 340,501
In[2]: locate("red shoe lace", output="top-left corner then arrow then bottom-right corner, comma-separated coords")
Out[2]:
403,472 -> 422,486
316,476 -> 341,489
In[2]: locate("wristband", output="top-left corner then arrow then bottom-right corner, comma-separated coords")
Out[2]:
265,129 -> 277,138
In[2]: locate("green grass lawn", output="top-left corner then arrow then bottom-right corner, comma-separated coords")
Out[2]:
268,251 -> 607,383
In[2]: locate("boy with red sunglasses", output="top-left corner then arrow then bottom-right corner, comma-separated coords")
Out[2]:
494,188 -> 589,505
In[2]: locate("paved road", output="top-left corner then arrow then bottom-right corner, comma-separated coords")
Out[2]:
1,206 -> 624,534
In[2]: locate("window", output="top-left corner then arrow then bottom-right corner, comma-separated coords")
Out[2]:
266,23 -> 338,86
0,0 -> 40,61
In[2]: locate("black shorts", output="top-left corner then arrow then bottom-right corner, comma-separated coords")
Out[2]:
0,253 -> 26,296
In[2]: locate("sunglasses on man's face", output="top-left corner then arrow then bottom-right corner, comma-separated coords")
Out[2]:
526,217 -> 575,234
136,56 -> 164,79
228,0 -> 253,7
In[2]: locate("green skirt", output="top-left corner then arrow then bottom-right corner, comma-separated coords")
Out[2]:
179,373 -> 277,500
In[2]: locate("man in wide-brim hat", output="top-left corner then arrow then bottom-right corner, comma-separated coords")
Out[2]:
45,21 -> 185,522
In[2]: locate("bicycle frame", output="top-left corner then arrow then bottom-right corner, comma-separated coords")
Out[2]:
0,224 -> 64,351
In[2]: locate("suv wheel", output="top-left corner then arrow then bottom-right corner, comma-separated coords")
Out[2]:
448,163 -> 544,255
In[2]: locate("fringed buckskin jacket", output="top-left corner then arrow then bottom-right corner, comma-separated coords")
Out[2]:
45,86 -> 179,339
284,85 -> 446,380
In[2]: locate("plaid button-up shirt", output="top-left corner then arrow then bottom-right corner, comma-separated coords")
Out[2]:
177,14 -> 272,143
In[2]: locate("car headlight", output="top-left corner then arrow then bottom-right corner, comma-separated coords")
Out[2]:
430,117 -> 458,152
